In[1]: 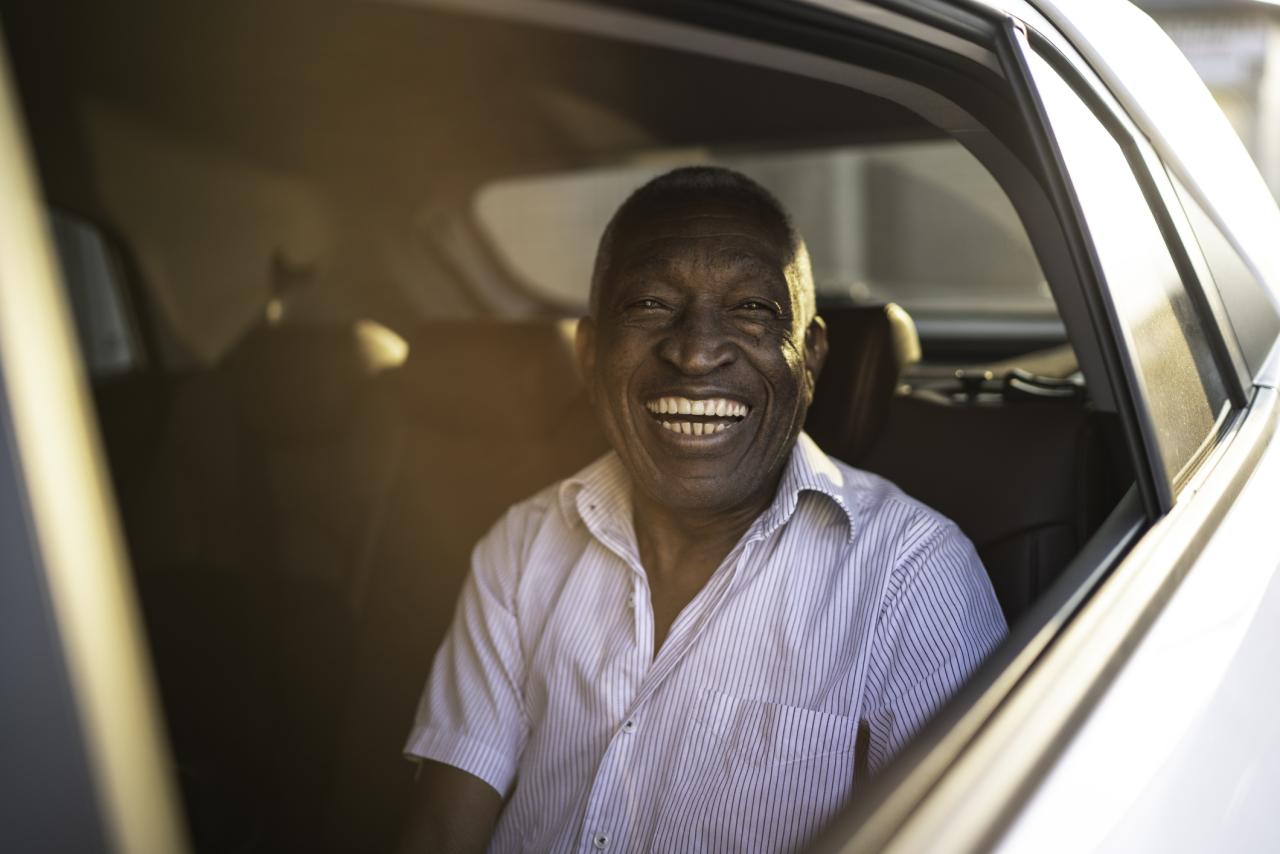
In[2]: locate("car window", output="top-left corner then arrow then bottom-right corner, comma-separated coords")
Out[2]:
49,210 -> 145,377
1023,48 -> 1230,497
474,140 -> 1051,326
1167,172 -> 1280,378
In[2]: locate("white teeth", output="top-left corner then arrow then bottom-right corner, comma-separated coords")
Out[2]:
645,396 -> 752,420
658,420 -> 740,437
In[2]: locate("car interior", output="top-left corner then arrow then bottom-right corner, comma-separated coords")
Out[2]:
3,1 -> 1137,851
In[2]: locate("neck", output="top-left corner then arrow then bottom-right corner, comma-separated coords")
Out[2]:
630,478 -> 778,584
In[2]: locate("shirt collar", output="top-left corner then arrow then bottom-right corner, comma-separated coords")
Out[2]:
756,432 -> 858,543
558,431 -> 857,544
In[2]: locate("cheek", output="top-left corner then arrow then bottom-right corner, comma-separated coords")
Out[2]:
758,338 -> 813,412
775,336 -> 807,381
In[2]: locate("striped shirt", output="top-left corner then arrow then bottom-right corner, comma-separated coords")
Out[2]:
405,432 -> 1007,853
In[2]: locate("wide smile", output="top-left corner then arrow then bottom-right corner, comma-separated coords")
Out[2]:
643,395 -> 751,438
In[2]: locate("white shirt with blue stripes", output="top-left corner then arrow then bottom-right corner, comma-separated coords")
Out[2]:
406,432 -> 1007,853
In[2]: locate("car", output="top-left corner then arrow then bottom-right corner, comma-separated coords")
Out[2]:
1,0 -> 1278,851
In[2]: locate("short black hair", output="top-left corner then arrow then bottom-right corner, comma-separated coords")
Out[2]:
589,166 -> 815,321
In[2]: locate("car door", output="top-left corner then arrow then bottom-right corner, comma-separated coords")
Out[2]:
0,40 -> 189,854
816,4 -> 1280,851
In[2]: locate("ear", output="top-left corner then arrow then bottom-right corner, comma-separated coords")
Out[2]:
803,315 -> 828,403
575,316 -> 597,389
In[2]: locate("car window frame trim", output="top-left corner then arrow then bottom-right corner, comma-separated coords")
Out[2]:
1011,21 -> 1249,510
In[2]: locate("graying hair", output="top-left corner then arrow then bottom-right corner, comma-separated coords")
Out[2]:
588,166 -> 815,323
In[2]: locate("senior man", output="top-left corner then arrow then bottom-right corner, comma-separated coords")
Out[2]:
399,167 -> 1007,853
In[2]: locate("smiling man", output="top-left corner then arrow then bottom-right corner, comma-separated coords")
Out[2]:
399,167 -> 1007,853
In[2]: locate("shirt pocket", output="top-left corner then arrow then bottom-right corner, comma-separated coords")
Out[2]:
696,689 -> 860,766
654,689 -> 860,853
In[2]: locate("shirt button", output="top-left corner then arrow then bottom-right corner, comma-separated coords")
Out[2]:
593,833 -> 609,849
622,719 -> 637,734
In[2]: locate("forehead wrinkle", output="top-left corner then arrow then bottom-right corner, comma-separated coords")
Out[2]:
705,248 -> 788,281
624,229 -> 787,249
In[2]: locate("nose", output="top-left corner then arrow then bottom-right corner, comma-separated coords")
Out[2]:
657,304 -> 736,376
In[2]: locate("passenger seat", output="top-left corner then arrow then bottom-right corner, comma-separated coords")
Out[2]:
133,319 -> 409,852
317,319 -> 611,853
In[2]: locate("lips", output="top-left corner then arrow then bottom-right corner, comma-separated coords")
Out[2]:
643,395 -> 751,437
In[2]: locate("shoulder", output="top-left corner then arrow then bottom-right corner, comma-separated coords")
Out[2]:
476,451 -> 616,562
822,451 -> 962,555
817,451 -> 990,615
478,479 -> 568,561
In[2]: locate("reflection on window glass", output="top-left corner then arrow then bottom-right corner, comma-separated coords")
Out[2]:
1169,173 -> 1280,377
473,140 -> 1050,319
1025,51 -> 1227,490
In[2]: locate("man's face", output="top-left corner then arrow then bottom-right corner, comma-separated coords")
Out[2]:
577,196 -> 827,515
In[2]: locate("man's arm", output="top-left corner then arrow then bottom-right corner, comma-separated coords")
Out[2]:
861,518 -> 1006,771
400,506 -> 536,849
396,761 -> 504,854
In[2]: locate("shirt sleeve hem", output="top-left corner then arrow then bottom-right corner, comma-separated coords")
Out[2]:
403,726 -> 518,796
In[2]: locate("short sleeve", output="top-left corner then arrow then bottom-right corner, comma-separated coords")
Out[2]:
403,509 -> 531,796
861,517 -> 1007,772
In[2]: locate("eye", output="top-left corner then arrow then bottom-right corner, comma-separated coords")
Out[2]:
737,299 -> 782,316
626,297 -> 670,312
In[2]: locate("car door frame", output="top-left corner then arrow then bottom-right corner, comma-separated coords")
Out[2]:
814,6 -> 1280,851
0,33 -> 190,854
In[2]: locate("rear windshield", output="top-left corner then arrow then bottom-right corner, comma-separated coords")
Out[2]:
474,139 -> 1051,320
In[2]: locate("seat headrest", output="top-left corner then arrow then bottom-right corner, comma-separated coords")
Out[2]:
804,303 -> 920,464
225,320 -> 407,437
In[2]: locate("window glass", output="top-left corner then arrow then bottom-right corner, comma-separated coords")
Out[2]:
49,211 -> 144,377
474,140 -> 1051,323
1024,51 -> 1228,492
1169,173 -> 1280,378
